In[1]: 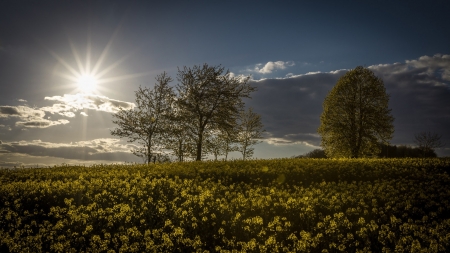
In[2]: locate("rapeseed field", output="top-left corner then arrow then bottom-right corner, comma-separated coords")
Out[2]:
1,158 -> 449,252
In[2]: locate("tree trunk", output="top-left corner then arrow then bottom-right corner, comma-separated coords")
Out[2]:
147,134 -> 152,165
147,145 -> 151,165
196,132 -> 203,161
243,139 -> 247,160
355,80 -> 363,158
178,140 -> 183,162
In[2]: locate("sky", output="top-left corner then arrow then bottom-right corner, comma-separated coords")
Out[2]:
0,0 -> 449,167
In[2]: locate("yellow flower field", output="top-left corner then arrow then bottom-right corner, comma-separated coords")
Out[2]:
1,158 -> 450,252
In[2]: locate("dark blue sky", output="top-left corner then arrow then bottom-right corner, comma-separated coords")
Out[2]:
1,0 -> 449,166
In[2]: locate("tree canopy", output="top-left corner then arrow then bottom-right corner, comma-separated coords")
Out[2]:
110,64 -> 262,163
318,66 -> 394,158
176,64 -> 255,161
110,72 -> 175,164
236,107 -> 265,160
414,131 -> 445,157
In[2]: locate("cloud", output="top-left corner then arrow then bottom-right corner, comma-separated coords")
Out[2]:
0,105 -> 44,118
0,152 -> 133,168
255,61 -> 295,74
0,138 -> 140,162
0,93 -> 134,130
43,93 -> 135,115
0,105 -> 70,128
0,124 -> 12,131
15,119 -> 69,128
17,99 -> 27,103
245,54 -> 450,156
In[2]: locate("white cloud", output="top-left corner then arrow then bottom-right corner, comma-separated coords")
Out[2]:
256,61 -> 295,74
0,93 -> 134,129
0,105 -> 45,118
0,105 -> 70,128
369,54 -> 450,87
44,93 -> 135,114
17,99 -> 27,103
15,119 -> 70,128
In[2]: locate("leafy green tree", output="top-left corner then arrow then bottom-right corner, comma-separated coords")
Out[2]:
176,64 -> 254,161
318,66 -> 394,158
236,107 -> 265,160
111,72 -> 175,164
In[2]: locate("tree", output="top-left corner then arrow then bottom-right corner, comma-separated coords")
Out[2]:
176,64 -> 254,161
236,107 -> 265,160
414,131 -> 445,157
110,72 -> 175,164
301,149 -> 327,158
221,127 -> 239,160
204,129 -> 227,161
204,126 -> 239,161
164,105 -> 196,162
378,143 -> 430,158
318,66 -> 394,158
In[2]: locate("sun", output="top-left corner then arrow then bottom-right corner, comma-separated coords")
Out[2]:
77,74 -> 97,92
49,31 -> 151,96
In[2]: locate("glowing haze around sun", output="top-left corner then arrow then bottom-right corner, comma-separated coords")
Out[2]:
50,35 -> 147,96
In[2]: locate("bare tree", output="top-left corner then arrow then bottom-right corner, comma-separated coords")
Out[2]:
222,127 -> 239,160
236,107 -> 265,160
176,64 -> 254,161
204,126 -> 239,161
110,72 -> 175,164
165,108 -> 196,162
414,131 -> 445,157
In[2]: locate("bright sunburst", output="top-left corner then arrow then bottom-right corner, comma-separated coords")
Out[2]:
77,74 -> 97,92
49,31 -> 149,96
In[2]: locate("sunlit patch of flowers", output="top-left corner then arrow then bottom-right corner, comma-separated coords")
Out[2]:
0,158 -> 450,252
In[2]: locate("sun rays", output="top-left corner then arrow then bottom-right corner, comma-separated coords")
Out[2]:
49,30 -> 150,96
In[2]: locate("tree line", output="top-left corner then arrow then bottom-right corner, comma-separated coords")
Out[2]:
300,134 -> 444,159
110,64 -> 264,164
112,63 -> 445,163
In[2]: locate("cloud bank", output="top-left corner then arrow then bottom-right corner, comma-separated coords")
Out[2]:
0,105 -> 69,128
0,93 -> 134,129
246,54 -> 450,156
0,138 -> 140,163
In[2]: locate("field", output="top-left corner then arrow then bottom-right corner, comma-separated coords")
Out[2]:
1,158 -> 450,252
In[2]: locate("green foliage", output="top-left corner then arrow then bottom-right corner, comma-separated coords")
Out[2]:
318,66 -> 394,158
1,158 -> 450,252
